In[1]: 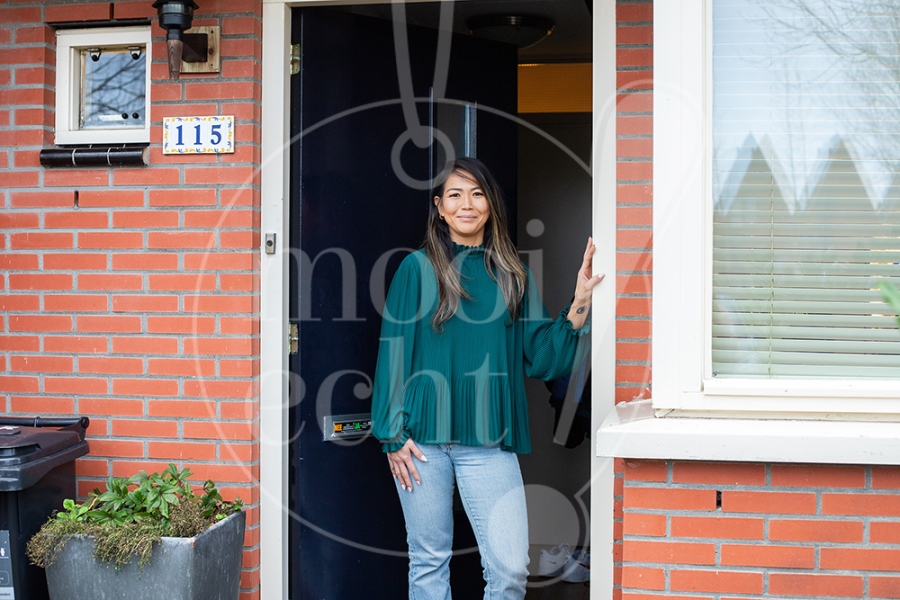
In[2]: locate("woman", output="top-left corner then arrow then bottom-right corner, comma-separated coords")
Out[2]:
372,157 -> 603,600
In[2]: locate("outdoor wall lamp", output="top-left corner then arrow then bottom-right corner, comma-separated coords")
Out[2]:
153,0 -> 199,80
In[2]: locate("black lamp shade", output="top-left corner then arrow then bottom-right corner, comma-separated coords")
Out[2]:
153,0 -> 199,41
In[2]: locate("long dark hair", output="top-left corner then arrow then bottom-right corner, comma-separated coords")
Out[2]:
425,157 -> 527,331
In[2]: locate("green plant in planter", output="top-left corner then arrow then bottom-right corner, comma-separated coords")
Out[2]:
879,281 -> 900,328
26,464 -> 242,570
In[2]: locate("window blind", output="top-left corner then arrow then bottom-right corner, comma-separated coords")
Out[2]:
712,0 -> 900,378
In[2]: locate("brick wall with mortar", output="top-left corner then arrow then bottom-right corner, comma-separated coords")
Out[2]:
8,0 -> 897,598
0,1 -> 262,597
622,461 -> 900,599
614,2 -> 900,599
616,0 -> 653,596
615,1 -> 652,404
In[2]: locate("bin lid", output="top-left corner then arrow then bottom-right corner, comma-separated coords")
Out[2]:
0,425 -> 82,464
0,425 -> 89,491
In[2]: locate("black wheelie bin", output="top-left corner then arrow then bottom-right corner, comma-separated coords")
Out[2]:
0,416 -> 89,600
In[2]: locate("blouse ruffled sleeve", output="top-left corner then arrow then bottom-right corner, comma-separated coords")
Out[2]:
371,254 -> 422,453
521,267 -> 591,382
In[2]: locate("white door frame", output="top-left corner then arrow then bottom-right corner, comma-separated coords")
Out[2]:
258,2 -> 617,598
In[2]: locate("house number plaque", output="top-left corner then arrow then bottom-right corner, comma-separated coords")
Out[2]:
163,116 -> 234,154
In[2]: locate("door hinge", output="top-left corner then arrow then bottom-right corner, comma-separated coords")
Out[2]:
290,44 -> 301,75
288,323 -> 299,355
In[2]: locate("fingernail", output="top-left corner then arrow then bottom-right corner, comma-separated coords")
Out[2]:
401,484 -> 407,491
421,456 -> 428,462
407,486 -> 413,493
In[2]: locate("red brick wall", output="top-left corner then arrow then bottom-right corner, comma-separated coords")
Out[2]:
621,461 -> 900,598
615,0 -> 652,405
614,2 -> 900,599
616,0 -> 652,596
0,2 -> 262,597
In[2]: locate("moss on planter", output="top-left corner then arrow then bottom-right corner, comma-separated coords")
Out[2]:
26,464 -> 242,570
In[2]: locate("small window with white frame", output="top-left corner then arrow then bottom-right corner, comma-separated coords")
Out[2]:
55,26 -> 151,145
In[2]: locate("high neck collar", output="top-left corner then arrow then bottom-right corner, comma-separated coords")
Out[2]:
452,241 -> 485,255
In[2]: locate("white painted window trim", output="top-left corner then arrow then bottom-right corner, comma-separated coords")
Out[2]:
598,400 -> 900,465
650,0 -> 900,420
599,0 -> 900,471
55,26 -> 151,145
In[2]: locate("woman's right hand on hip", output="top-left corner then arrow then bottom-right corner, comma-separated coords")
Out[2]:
387,439 -> 428,492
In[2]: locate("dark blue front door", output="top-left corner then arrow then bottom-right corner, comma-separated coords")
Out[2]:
289,7 -> 517,599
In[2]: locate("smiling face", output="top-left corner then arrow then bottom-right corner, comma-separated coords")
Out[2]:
434,170 -> 490,246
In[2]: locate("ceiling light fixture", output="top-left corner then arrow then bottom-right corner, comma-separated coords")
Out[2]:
466,15 -> 555,49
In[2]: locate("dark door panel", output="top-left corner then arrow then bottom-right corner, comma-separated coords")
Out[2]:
289,8 -> 517,599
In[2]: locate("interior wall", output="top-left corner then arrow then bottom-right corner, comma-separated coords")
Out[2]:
517,112 -> 594,549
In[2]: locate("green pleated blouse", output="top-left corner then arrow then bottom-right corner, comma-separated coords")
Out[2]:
371,243 -> 590,454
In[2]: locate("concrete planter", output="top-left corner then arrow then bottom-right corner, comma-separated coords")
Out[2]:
44,511 -> 245,600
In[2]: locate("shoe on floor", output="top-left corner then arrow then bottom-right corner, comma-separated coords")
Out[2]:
561,549 -> 590,583
537,544 -> 570,577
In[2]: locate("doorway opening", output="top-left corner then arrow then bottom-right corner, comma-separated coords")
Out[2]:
287,3 -> 593,598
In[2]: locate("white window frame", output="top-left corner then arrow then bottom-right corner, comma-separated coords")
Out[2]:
55,26 -> 151,145
652,0 -> 900,420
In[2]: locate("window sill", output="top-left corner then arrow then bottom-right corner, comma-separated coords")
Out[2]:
597,400 -> 900,465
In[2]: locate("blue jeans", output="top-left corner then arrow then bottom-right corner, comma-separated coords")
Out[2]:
394,443 -> 529,600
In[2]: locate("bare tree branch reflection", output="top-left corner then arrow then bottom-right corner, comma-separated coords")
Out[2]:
715,0 -> 900,210
81,48 -> 145,129
710,0 -> 900,379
